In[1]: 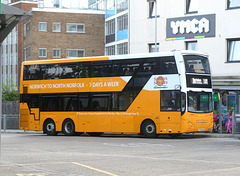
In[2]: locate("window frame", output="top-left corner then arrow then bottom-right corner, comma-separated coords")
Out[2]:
66,49 -> 85,58
227,0 -> 240,9
66,23 -> 85,33
54,0 -> 60,8
106,19 -> 115,35
117,42 -> 128,55
38,22 -> 47,32
227,38 -> 240,62
186,0 -> 198,14
105,45 -> 115,56
52,22 -> 61,32
39,48 -> 47,58
117,14 -> 128,32
116,0 -> 128,13
186,41 -> 198,51
149,43 -> 159,53
52,48 -> 61,58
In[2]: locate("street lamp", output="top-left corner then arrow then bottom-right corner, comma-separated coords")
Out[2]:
147,0 -> 157,52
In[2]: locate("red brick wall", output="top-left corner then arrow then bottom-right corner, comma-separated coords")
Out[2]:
25,10 -> 105,60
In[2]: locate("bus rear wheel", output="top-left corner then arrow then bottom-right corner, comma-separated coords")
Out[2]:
141,120 -> 157,138
62,119 -> 75,136
43,119 -> 58,136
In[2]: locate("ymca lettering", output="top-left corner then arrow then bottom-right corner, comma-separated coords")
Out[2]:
170,18 -> 209,35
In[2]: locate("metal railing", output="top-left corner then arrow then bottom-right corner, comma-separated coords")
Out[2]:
1,114 -> 19,131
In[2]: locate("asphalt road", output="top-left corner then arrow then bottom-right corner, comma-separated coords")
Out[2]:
0,132 -> 240,176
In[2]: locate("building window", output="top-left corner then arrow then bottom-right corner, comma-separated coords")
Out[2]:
117,14 -> 128,32
186,0 -> 198,14
38,0 -> 44,8
52,22 -> 61,32
227,0 -> 240,9
39,48 -> 47,58
105,45 -> 115,55
67,49 -> 85,58
106,19 -> 115,35
228,39 -> 240,62
66,23 -> 85,33
54,0 -> 60,8
106,0 -> 115,9
117,42 -> 128,55
89,0 -> 105,10
38,22 -> 47,32
149,43 -> 159,53
53,48 -> 61,58
117,0 -> 128,13
148,1 -> 159,18
186,41 -> 198,50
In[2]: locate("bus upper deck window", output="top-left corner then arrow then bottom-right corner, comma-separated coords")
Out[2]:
24,65 -> 40,80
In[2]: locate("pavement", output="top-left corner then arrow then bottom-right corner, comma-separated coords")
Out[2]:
1,129 -> 240,139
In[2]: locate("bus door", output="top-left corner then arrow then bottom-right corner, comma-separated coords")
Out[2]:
160,90 -> 181,133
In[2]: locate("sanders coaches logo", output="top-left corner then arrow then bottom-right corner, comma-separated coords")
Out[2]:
154,76 -> 168,88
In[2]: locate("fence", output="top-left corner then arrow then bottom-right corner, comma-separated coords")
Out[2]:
1,114 -> 19,131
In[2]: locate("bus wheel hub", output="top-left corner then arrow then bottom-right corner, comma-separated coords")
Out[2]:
47,124 -> 54,131
146,124 -> 154,134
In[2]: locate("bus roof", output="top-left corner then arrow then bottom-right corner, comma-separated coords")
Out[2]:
22,50 -> 208,65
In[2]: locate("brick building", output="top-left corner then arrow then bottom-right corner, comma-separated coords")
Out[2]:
23,8 -> 105,61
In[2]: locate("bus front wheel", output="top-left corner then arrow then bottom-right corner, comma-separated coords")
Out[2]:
43,119 -> 58,136
141,120 -> 157,138
62,119 -> 75,136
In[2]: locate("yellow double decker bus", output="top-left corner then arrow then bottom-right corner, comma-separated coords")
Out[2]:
20,50 -> 213,137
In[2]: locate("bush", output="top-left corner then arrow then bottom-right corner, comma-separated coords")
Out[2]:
2,79 -> 19,101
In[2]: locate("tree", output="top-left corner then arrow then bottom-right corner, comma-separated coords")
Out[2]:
2,79 -> 19,101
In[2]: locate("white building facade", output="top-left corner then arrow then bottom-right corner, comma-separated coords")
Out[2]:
129,0 -> 240,90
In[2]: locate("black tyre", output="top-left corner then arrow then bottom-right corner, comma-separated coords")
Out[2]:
62,119 -> 75,136
43,119 -> 58,136
141,120 -> 157,138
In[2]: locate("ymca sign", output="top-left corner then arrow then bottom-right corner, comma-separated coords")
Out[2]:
166,14 -> 215,40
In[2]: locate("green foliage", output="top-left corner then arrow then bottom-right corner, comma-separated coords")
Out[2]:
2,79 -> 19,101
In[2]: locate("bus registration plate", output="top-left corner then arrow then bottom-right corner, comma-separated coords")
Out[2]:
198,128 -> 205,132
